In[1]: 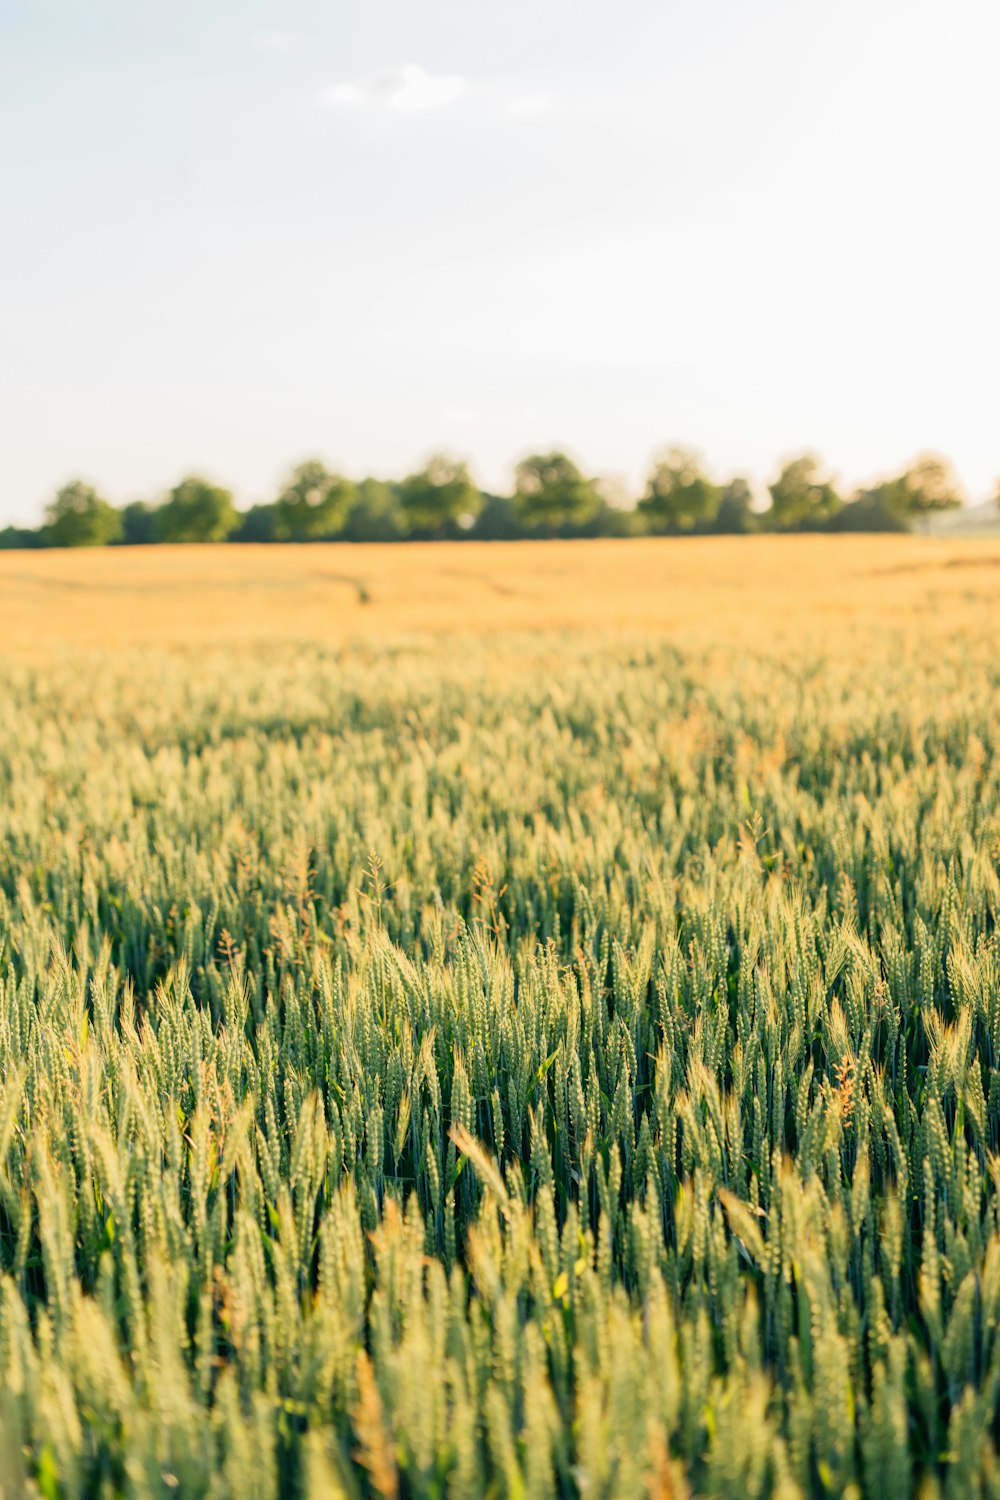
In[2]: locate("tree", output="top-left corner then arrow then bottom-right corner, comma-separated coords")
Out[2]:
472,493 -> 522,540
767,455 -> 842,530
714,476 -> 755,533
587,490 -> 639,537
231,504 -> 279,544
826,491 -> 909,533
638,447 -> 721,534
836,455 -> 964,532
119,500 -> 157,546
512,452 -> 601,533
398,455 -> 481,537
272,460 -> 355,541
897,455 -> 963,515
41,480 -> 122,548
154,476 -> 237,543
871,454 -> 964,522
340,478 -> 405,542
0,525 -> 43,550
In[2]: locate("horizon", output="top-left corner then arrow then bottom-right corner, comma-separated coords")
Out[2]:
3,0 -> 1000,525
6,441 -> 1000,532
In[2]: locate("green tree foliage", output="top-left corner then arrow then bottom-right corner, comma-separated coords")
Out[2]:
833,456 -> 965,532
471,493 -> 522,540
868,454 -> 965,523
154,476 -> 237,543
272,460 -> 355,541
0,524 -> 44,550
341,478 -> 405,542
714,476 -> 756,533
231,503 -> 279,544
41,479 -> 123,548
581,478 -> 641,537
897,453 -> 965,514
119,500 -> 157,546
767,454 -> 842,530
826,491 -> 910,533
513,451 -> 601,532
0,447 -> 984,549
398,455 -> 481,537
638,447 -> 721,533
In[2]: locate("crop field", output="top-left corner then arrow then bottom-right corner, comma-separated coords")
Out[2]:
1,537 -> 1000,1499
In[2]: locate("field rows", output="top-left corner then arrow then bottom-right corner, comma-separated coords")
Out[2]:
0,540 -> 999,1496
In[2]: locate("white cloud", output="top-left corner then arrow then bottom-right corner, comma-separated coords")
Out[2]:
322,82 -> 368,107
319,66 -> 557,121
320,63 -> 468,114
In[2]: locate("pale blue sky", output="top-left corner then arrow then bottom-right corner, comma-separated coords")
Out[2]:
2,0 -> 999,523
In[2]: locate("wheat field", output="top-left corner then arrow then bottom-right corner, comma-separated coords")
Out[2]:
1,538 -> 999,1498
2,535 -> 999,651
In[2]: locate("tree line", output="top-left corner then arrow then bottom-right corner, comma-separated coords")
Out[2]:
0,447 -> 973,549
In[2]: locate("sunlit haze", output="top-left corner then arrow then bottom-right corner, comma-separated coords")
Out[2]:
3,0 -> 999,524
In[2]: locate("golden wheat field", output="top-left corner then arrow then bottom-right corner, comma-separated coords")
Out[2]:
2,535 -> 999,653
2,535 -> 1000,1498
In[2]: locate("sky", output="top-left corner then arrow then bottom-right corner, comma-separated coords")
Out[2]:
2,0 -> 1000,524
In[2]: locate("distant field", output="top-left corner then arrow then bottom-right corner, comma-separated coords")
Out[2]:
1,536 -> 999,1497
2,534 -> 999,652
